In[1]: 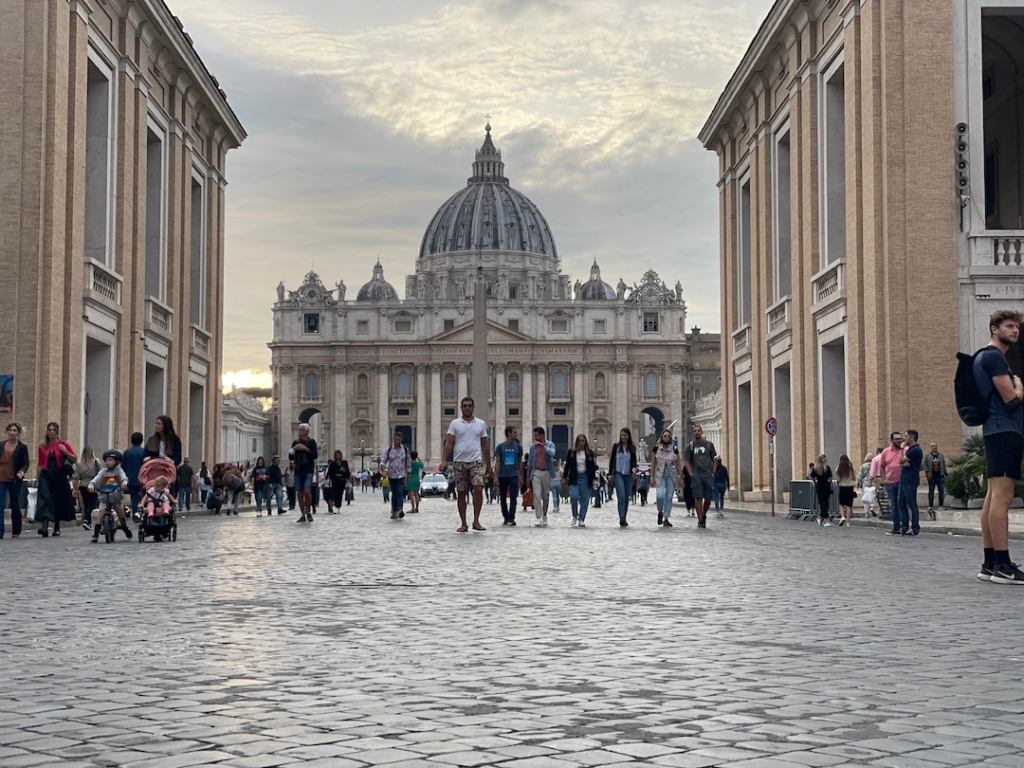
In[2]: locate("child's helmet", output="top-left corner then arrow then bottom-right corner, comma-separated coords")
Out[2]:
102,450 -> 122,463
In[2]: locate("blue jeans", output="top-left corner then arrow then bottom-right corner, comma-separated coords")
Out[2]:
390,479 -> 405,515
927,476 -> 944,508
713,482 -> 726,511
178,486 -> 192,511
614,473 -> 631,522
897,481 -> 920,533
0,479 -> 23,537
498,476 -> 518,522
128,483 -> 142,516
569,476 -> 592,522
885,483 -> 902,530
655,473 -> 675,518
271,483 -> 285,511
253,485 -> 270,512
550,481 -> 560,511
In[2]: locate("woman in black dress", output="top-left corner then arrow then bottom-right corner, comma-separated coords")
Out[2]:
327,450 -> 351,512
810,454 -> 833,527
36,422 -> 77,537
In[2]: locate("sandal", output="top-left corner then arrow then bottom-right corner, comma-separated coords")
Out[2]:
472,523 -> 486,531
456,525 -> 469,533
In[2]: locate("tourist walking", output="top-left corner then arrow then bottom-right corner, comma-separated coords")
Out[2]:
439,397 -> 491,533
35,422 -> 77,537
562,433 -> 598,527
73,447 -> 100,529
291,423 -> 318,523
406,451 -> 423,513
857,452 -> 877,518
198,462 -> 213,508
877,432 -> 905,534
285,460 -> 296,510
810,454 -> 833,527
636,470 -> 650,506
924,442 -> 947,518
177,458 -> 196,512
249,457 -> 270,517
651,429 -> 681,527
712,458 -> 729,517
123,432 -> 146,516
0,423 -> 30,538
835,454 -> 856,527
381,432 -> 411,519
683,425 -> 718,529
268,455 -> 285,513
494,426 -> 522,525
974,310 -> 1024,582
144,415 -> 182,466
550,459 -> 562,513
897,430 -> 923,536
327,450 -> 351,512
523,427 -> 556,527
380,473 -> 390,505
608,428 -> 637,527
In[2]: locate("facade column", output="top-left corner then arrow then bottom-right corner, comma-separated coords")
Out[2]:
521,365 -> 534,433
457,364 -> 468,402
573,363 -> 587,438
670,362 -> 685,431
333,363 -> 348,453
376,364 -> 390,455
278,365 -> 294,457
535,364 -> 547,428
614,362 -> 629,435
494,364 -> 506,433
430,363 -> 442,464
415,364 -> 427,453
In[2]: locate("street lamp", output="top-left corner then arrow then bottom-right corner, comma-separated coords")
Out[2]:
355,440 -> 373,472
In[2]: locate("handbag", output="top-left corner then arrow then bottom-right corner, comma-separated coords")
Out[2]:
522,486 -> 534,508
26,487 -> 38,522
345,485 -> 354,502
862,486 -> 877,505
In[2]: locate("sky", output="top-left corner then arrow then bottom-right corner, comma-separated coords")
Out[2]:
172,0 -> 776,391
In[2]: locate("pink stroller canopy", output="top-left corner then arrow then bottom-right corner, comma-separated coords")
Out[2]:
138,457 -> 176,488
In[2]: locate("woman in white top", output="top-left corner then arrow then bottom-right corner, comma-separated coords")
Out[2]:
651,430 -> 682,528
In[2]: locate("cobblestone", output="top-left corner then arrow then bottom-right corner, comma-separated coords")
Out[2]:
1,494 -> 1022,766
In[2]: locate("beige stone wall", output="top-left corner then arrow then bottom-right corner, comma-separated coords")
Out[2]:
701,0 -> 960,497
0,0 -> 244,462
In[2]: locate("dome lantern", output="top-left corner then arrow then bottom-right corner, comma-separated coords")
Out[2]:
469,122 -> 508,184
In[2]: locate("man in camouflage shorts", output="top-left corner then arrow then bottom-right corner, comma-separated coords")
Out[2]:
439,397 -> 492,533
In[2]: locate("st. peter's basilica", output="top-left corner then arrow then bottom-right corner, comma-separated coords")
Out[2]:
270,126 -> 719,464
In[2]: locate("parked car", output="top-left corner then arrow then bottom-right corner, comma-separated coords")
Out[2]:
420,473 -> 448,496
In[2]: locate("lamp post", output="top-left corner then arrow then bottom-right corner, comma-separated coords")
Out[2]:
355,440 -> 373,472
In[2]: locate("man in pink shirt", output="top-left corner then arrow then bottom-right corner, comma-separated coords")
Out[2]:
875,432 -> 905,534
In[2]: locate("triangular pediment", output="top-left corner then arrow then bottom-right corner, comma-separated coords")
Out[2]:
430,319 -> 534,344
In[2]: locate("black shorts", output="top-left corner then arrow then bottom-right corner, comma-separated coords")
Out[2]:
984,431 -> 1024,479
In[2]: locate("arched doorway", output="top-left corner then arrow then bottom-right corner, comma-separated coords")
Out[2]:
297,407 -> 326,461
639,406 -> 665,455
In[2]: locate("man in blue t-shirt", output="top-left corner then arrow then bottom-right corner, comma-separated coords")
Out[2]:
494,426 -> 523,526
974,309 -> 1024,584
896,429 -> 923,535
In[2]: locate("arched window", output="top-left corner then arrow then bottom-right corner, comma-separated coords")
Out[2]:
643,371 -> 658,399
304,372 -> 320,400
356,373 -> 368,399
507,371 -> 521,399
395,370 -> 412,398
551,369 -> 568,397
594,371 -> 607,397
443,372 -> 456,399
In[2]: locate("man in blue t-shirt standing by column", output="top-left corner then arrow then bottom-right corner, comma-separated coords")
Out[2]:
897,430 -> 923,535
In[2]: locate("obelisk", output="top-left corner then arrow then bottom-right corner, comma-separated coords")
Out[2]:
470,253 -> 490,423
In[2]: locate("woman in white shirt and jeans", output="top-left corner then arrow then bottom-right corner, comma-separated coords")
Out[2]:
561,434 -> 598,527
651,430 -> 682,527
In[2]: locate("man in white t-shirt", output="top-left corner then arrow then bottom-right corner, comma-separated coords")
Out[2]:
439,397 -> 492,533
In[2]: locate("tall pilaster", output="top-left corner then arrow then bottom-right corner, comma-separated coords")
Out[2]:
376,364 -> 390,454
430,363 -> 442,463
457,364 -> 468,402
494,364 -> 506,433
670,362 -> 685,431
522,365 -> 534,433
333,364 -> 348,452
278,365 -> 294,457
614,362 -> 629,434
415,364 -> 427,452
535,364 -> 547,428
573,363 -> 587,438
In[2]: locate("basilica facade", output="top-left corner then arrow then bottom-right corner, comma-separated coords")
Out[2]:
270,127 -> 719,464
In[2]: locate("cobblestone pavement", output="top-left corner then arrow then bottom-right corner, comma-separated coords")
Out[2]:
3,491 -> 1024,768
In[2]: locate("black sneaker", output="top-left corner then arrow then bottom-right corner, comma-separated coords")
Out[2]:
510,521 -> 517,527
124,527 -> 133,539
399,511 -> 405,519
991,563 -> 1024,585
662,518 -> 673,528
619,520 -> 628,528
977,563 -> 995,582
697,520 -> 706,529
657,512 -> 663,525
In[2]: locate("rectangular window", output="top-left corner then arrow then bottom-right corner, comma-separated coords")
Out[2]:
507,319 -> 520,331
144,126 -> 165,300
643,312 -> 659,333
738,177 -> 752,324
822,61 -> 846,264
189,177 -> 205,326
551,318 -> 568,333
85,59 -> 112,267
694,375 -> 702,383
773,128 -> 792,300
252,438 -> 257,453
693,389 -> 702,399
444,407 -> 456,416
395,319 -> 412,333
508,285 -> 518,300
303,313 -> 320,334
396,408 -> 410,416
553,407 -> 567,416
508,407 -> 520,416
982,15 -> 1023,231
443,319 -> 455,331
594,319 -> 607,334
357,320 -> 369,334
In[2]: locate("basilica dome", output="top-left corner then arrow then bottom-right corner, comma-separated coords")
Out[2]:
419,124 -> 557,260
578,260 -> 615,301
356,260 -> 399,302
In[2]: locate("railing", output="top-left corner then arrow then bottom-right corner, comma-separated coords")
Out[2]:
731,324 -> 751,357
86,260 -> 122,305
992,234 -> 1024,266
812,260 -> 846,309
766,296 -> 791,338
191,325 -> 211,357
391,394 -> 414,403
145,297 -> 173,335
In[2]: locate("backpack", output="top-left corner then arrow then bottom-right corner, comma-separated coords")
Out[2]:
955,349 -> 988,426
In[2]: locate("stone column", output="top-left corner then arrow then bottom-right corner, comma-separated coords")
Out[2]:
457,364 -> 468,402
430,363 -> 442,464
521,365 -> 534,433
535,364 -> 547,428
614,362 -> 629,434
416,364 -> 427,453
670,362 -> 685,431
573,363 -> 587,438
333,364 -> 347,452
377,364 -> 390,454
278,364 -> 294,457
494,364 -> 506,433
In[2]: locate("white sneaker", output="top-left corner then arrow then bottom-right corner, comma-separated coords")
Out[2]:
823,521 -> 832,527
570,518 -> 577,527
542,516 -> 548,527
716,512 -> 724,519
578,522 -> 586,528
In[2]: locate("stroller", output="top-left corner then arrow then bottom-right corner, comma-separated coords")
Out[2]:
136,458 -> 178,542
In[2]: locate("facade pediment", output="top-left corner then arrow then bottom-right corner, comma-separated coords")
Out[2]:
429,319 -> 533,344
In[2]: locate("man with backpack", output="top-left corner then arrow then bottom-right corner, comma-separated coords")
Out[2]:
380,431 -> 411,520
969,310 -> 1024,583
